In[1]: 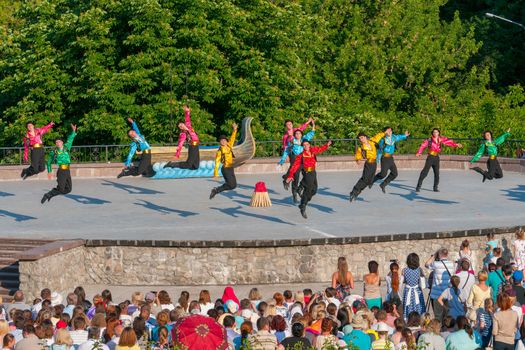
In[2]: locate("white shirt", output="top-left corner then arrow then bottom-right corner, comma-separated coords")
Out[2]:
511,305 -> 523,340
428,259 -> 455,299
78,340 -> 110,350
69,330 -> 88,345
455,271 -> 476,302
199,302 -> 215,316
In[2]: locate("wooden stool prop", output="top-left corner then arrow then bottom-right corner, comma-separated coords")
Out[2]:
250,182 -> 272,207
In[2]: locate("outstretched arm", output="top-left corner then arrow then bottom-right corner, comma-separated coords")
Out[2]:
494,131 -> 510,146
441,137 -> 461,148
128,118 -> 142,137
470,143 -> 486,163
286,154 -> 303,181
38,122 -> 55,135
303,130 -> 315,142
416,139 -> 429,156
394,132 -> 409,143
228,123 -> 238,148
297,117 -> 313,132
278,146 -> 290,165
370,132 -> 386,144
311,140 -> 332,155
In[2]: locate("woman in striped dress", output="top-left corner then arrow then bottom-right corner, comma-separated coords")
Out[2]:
402,253 -> 426,319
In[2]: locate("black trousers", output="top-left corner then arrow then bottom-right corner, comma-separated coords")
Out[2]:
374,156 -> 398,186
485,158 -> 503,180
493,341 -> 514,350
122,153 -> 155,177
351,161 -> 377,196
282,154 -> 301,193
165,144 -> 200,170
216,167 -> 237,193
300,170 -> 317,208
417,155 -> 440,190
24,147 -> 46,177
46,168 -> 72,199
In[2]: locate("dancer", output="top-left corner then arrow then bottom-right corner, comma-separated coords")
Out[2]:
281,117 -> 313,150
21,121 -> 55,179
349,131 -> 385,202
209,123 -> 238,200
164,105 -> 200,170
470,128 -> 511,182
117,118 -> 155,178
374,127 -> 410,193
415,128 -> 462,192
286,139 -> 332,219
41,124 -> 77,204
279,120 -> 316,202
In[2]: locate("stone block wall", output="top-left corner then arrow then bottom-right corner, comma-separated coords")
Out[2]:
18,227 -> 521,299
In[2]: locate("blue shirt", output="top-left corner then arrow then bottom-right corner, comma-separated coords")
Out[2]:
445,329 -> 480,350
377,134 -> 408,159
278,130 -> 315,165
125,122 -> 151,166
343,330 -> 371,350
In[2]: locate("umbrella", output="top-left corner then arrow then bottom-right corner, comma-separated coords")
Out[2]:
172,314 -> 228,350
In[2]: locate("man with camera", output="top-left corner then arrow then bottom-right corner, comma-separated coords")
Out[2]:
425,248 -> 455,321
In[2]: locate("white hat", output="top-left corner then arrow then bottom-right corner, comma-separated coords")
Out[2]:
376,322 -> 390,332
51,292 -> 63,306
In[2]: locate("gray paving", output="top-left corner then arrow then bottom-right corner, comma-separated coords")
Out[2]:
0,170 -> 524,240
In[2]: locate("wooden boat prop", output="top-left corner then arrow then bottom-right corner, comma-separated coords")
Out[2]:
147,117 -> 256,167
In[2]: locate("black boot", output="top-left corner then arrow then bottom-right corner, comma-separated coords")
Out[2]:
41,194 -> 50,204
380,182 -> 386,194
209,188 -> 218,200
349,192 -> 358,202
292,190 -> 298,203
299,205 -> 307,219
415,186 -> 421,193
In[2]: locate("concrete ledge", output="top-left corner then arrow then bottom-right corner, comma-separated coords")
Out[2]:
85,225 -> 523,248
18,239 -> 86,261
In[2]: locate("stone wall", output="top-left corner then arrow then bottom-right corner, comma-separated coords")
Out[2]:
18,227 -> 521,299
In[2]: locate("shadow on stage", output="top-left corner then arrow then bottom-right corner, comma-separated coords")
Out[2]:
0,192 -> 14,197
317,187 -> 349,201
210,205 -> 295,226
65,194 -> 111,205
0,210 -> 36,222
102,180 -> 164,195
387,183 -> 459,205
218,189 -> 294,207
502,185 -> 525,202
134,200 -> 198,217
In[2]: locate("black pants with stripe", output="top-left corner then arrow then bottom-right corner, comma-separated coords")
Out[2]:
417,155 -> 439,190
165,144 -> 200,170
300,170 -> 317,209
374,156 -> 398,187
24,147 -> 46,177
46,168 -> 72,199
216,167 -> 237,193
351,161 -> 377,196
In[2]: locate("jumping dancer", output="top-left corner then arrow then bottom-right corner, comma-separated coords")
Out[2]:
470,128 -> 511,182
279,120 -> 316,202
282,117 -> 313,151
21,121 -> 55,179
374,127 -> 410,193
349,131 -> 385,202
415,128 -> 462,192
41,124 -> 77,204
164,105 -> 200,170
286,140 -> 332,219
117,118 -> 155,178
209,123 -> 238,200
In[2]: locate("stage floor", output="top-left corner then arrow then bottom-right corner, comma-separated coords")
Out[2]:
0,170 -> 523,240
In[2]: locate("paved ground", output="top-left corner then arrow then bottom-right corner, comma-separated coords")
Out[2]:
0,170 -> 524,240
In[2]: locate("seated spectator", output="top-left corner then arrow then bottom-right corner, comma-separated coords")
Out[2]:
107,324 -> 123,350
342,312 -> 371,350
78,327 -> 109,350
445,316 -> 479,350
396,328 -> 416,350
247,317 -> 277,350
5,292 -> 31,317
440,315 -> 455,340
0,321 -> 9,346
14,325 -> 40,350
69,317 -> 88,345
233,321 -> 253,350
391,318 -> 405,346
2,334 -> 15,350
116,327 -> 139,350
198,290 -> 214,316
371,311 -> 394,335
280,323 -> 311,350
283,290 -> 294,309
36,319 -> 55,347
371,322 -> 394,350
154,326 -> 169,350
417,319 -> 445,350
118,302 -> 132,328
270,315 -> 287,343
50,328 -> 73,350
127,292 -> 142,316
156,291 -> 173,311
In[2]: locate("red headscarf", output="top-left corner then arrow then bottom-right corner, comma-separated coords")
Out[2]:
221,286 -> 240,307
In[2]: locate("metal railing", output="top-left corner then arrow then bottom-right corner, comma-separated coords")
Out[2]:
1,138 -> 525,165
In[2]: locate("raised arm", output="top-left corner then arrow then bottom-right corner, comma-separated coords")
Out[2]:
228,124 -> 238,148
38,122 -> 55,135
64,125 -> 77,151
470,143 -> 486,163
416,139 -> 429,156
296,117 -> 312,132
494,131 -> 510,146
278,146 -> 290,165
370,132 -> 386,144
394,132 -> 409,143
303,130 -> 315,142
131,121 -> 142,137
311,141 -> 331,155
184,106 -> 192,128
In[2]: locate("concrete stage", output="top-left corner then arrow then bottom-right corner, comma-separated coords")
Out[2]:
0,170 -> 524,240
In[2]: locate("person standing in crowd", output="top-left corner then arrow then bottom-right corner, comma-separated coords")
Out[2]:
470,128 -> 511,182
349,131 -> 385,202
493,292 -> 519,350
425,248 -> 455,322
488,259 -> 507,303
476,298 -> 494,349
512,270 -> 525,305
164,105 -> 200,170
457,240 -> 474,272
437,276 -> 466,319
210,123 -> 238,200
331,257 -> 354,300
21,121 -> 55,180
41,124 -> 77,204
279,120 -> 315,203
466,271 -> 491,322
286,140 -> 332,219
385,261 -> 402,307
364,261 -> 382,310
117,118 -> 155,178
280,322 -> 311,350
402,253 -> 426,320
415,128 -> 462,192
513,229 -> 525,272
455,259 -> 475,303
373,127 -> 410,193
247,317 -> 278,350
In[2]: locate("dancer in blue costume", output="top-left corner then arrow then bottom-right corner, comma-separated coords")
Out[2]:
373,127 -> 410,193
118,118 -> 155,178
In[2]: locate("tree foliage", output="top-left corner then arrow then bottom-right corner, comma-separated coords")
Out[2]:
0,0 -> 524,147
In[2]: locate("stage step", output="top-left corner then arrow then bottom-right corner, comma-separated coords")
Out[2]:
0,239 -> 53,299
